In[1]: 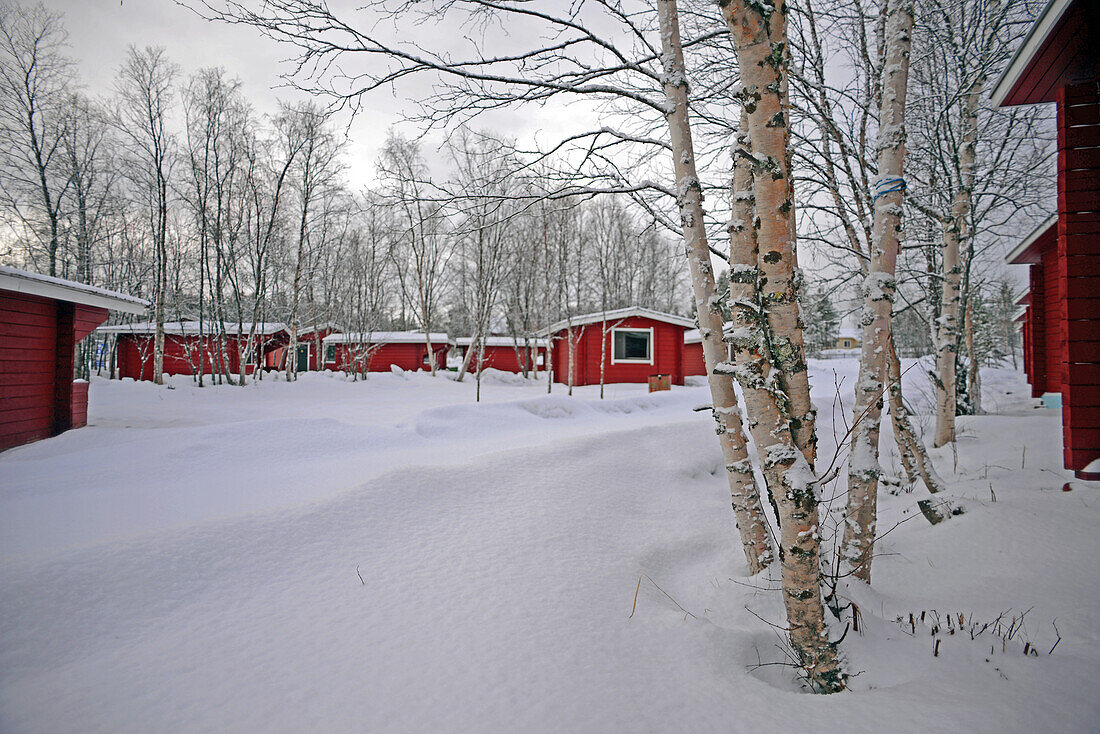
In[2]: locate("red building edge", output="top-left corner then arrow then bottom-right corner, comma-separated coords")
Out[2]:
545,307 -> 693,387
1,266 -> 147,451
322,332 -> 452,373
98,321 -> 293,381
452,337 -> 548,374
995,0 -> 1100,479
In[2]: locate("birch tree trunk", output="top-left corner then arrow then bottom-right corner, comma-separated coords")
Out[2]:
965,295 -> 982,414
886,331 -> 947,496
718,0 -> 844,690
934,82 -> 980,446
840,0 -> 914,583
719,0 -> 815,467
656,0 -> 773,576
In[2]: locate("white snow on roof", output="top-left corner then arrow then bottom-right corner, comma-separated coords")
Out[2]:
990,0 -> 1072,107
323,331 -> 451,344
683,322 -> 732,344
0,265 -> 148,314
1005,213 -> 1057,265
546,306 -> 694,334
837,327 -> 862,340
97,321 -> 288,335
453,336 -> 549,348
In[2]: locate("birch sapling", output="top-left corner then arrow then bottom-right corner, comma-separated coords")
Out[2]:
655,0 -> 773,575
841,0 -> 914,583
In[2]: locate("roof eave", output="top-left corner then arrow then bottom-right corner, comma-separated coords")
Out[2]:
991,0 -> 1073,107
0,268 -> 148,314
1006,213 -> 1058,265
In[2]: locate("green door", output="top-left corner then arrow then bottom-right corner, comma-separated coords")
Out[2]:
296,344 -> 310,372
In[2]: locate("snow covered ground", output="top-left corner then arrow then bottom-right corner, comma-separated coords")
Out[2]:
1,361 -> 1097,733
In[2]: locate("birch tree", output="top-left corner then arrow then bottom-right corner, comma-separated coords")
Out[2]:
718,0 -> 844,690
839,0 -> 914,582
379,132 -> 449,375
113,46 -> 178,385
0,1 -> 74,276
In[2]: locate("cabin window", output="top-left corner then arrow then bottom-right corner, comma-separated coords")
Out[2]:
611,327 -> 653,364
324,344 -> 335,363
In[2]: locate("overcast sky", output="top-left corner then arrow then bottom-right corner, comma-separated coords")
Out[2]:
42,0 -> 594,189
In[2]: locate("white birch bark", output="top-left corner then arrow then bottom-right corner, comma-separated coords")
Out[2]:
934,81 -> 981,446
719,0 -> 816,467
719,0 -> 844,690
656,0 -> 773,575
840,0 -> 914,582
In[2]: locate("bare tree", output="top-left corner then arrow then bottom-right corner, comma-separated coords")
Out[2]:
113,46 -> 179,385
379,132 -> 449,375
0,1 -> 74,276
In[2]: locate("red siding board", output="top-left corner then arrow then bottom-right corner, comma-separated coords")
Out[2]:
550,316 -> 688,387
460,345 -> 545,374
1,284 -> 111,450
325,340 -> 451,373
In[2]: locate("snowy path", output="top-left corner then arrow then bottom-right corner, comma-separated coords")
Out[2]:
1,365 -> 1098,732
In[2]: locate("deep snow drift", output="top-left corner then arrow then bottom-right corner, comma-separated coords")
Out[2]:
1,362 -> 1097,733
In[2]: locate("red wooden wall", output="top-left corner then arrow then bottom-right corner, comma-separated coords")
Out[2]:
550,316 -> 685,386
683,342 -> 705,376
1057,82 -> 1100,475
325,341 -> 451,372
1,291 -> 107,450
461,345 -> 545,374
117,333 -> 280,381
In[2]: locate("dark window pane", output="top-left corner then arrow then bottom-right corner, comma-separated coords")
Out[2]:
614,330 -> 650,360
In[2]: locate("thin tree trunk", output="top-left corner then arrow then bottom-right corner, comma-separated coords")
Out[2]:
840,0 -> 914,582
656,0 -> 773,575
934,81 -> 980,445
965,295 -> 982,414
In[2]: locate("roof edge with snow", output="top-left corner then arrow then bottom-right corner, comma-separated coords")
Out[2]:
1,265 -> 148,315
97,321 -> 288,335
323,331 -> 451,344
1005,213 -> 1058,265
453,336 -> 549,348
546,307 -> 694,335
990,0 -> 1072,107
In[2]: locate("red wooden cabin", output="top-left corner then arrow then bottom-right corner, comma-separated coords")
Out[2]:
1,266 -> 147,450
265,323 -> 341,372
682,324 -> 740,377
683,328 -> 706,377
453,336 -> 547,374
995,0 -> 1100,478
322,332 -> 452,372
546,307 -> 692,387
100,321 -> 289,381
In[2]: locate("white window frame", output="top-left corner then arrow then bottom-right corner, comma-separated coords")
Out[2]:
610,326 -> 654,365
324,343 -> 336,363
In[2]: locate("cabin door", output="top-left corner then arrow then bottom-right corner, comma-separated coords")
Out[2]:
296,344 -> 310,372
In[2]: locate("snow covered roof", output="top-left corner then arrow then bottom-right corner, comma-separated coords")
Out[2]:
1005,214 -> 1057,265
97,321 -> 288,336
546,307 -> 694,334
990,0 -> 1073,107
837,327 -> 862,341
0,265 -> 148,314
453,336 -> 549,348
683,322 -> 731,345
298,322 -> 343,334
323,331 -> 451,345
